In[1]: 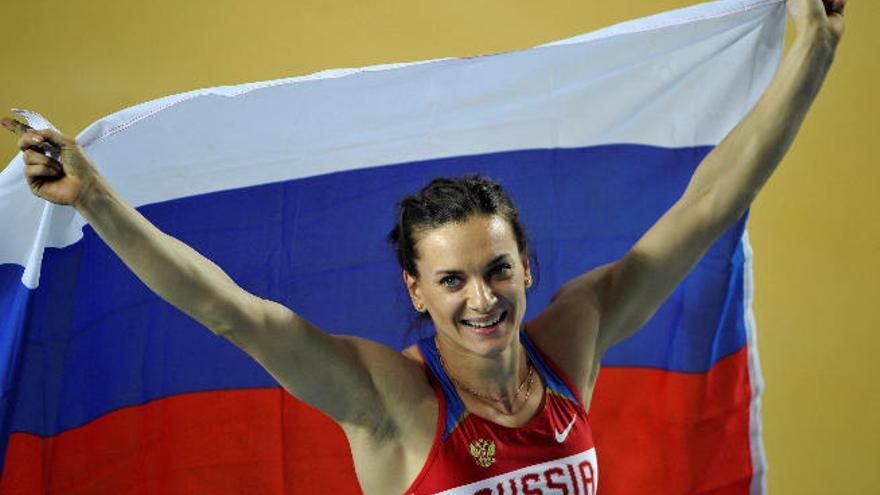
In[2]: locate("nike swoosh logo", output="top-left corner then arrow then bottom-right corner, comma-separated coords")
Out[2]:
554,415 -> 577,443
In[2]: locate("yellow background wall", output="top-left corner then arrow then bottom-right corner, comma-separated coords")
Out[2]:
1,1 -> 876,493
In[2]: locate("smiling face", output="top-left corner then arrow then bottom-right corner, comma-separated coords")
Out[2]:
404,214 -> 531,357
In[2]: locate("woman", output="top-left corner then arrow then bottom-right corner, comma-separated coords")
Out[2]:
3,0 -> 845,493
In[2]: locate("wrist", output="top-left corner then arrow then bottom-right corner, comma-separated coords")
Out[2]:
793,22 -> 838,54
791,28 -> 837,72
73,175 -> 114,217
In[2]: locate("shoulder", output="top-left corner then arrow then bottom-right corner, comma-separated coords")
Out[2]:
525,268 -> 609,406
401,342 -> 424,363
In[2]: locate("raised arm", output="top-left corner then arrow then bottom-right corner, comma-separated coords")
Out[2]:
551,0 -> 845,363
4,120 -> 420,431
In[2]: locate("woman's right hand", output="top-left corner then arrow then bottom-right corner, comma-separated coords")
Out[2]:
2,117 -> 100,207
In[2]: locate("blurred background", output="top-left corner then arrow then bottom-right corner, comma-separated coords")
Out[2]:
1,1 -> 876,493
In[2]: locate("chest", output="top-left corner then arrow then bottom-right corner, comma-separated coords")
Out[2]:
412,393 -> 598,495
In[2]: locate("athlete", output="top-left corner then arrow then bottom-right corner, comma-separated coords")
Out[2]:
4,0 -> 844,493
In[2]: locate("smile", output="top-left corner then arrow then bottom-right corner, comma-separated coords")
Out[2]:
461,310 -> 508,330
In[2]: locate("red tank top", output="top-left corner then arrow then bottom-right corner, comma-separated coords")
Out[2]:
407,331 -> 598,495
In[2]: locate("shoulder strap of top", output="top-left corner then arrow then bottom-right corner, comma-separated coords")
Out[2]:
416,336 -> 467,441
520,330 -> 587,410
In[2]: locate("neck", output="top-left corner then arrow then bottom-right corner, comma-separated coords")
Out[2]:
435,332 -> 531,411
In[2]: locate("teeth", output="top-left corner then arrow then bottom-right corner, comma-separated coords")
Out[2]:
463,312 -> 504,328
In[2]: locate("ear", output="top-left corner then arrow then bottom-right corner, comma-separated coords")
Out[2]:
403,270 -> 424,310
520,252 -> 532,288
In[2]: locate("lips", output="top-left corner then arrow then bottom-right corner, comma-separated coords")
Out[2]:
461,310 -> 508,334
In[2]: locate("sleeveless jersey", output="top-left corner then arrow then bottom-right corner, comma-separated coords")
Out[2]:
407,331 -> 598,495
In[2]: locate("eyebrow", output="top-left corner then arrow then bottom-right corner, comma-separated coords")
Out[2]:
433,254 -> 512,276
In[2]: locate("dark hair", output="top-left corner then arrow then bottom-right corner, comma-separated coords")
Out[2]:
387,175 -> 531,279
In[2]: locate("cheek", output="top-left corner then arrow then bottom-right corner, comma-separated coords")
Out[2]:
495,285 -> 525,310
511,286 -> 529,310
427,290 -> 463,315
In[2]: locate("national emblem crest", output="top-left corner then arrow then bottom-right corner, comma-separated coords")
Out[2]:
468,438 -> 496,467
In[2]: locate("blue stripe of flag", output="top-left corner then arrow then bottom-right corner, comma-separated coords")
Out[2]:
2,143 -> 746,441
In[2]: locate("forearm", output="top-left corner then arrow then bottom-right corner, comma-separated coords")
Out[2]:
681,27 -> 837,229
75,176 -> 248,335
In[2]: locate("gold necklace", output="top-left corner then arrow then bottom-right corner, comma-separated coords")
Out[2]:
436,343 -> 536,407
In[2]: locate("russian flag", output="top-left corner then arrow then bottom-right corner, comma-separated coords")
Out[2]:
0,0 -> 784,493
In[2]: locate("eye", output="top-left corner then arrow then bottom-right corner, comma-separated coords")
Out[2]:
491,263 -> 513,277
439,275 -> 461,288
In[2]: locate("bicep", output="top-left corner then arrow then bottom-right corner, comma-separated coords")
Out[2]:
596,196 -> 723,354
216,294 -> 415,430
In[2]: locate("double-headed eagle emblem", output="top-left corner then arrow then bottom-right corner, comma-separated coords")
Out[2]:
469,438 -> 496,467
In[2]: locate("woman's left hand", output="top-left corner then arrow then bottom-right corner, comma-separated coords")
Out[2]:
787,0 -> 846,45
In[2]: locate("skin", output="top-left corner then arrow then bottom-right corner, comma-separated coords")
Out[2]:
3,1 -> 845,493
403,216 -> 539,418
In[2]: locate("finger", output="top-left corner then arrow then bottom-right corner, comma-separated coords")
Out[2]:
23,149 -> 62,172
17,132 -> 46,151
16,129 -> 64,161
2,117 -> 32,137
23,151 -> 62,179
33,129 -> 70,162
35,128 -> 75,147
5,117 -> 71,153
24,163 -> 62,179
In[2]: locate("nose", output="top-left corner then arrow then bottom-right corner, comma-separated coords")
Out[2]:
467,278 -> 498,312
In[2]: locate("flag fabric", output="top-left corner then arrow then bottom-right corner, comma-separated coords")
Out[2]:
0,0 -> 784,493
